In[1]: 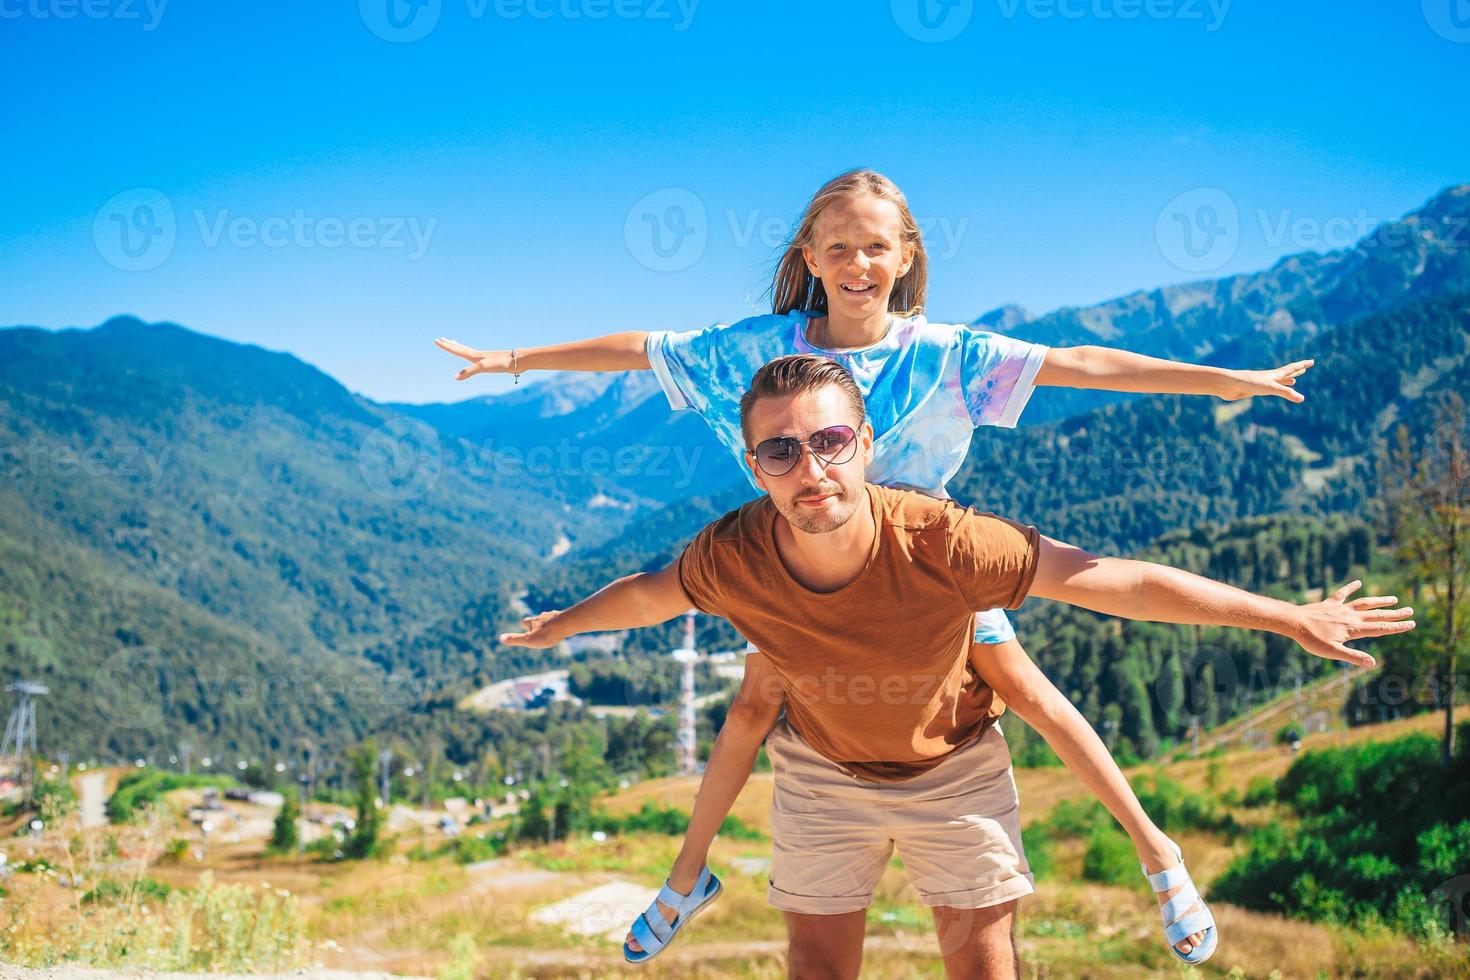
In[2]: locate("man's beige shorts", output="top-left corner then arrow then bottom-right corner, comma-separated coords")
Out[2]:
764,714 -> 1034,915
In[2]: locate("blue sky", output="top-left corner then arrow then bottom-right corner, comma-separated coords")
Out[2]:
2,1 -> 1466,404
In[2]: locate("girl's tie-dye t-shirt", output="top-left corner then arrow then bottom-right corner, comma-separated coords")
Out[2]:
646,309 -> 1049,646
645,309 -> 1049,499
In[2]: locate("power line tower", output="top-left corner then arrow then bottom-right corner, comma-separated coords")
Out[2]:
2,681 -> 49,807
671,611 -> 700,776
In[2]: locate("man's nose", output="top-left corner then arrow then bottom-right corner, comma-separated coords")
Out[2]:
796,445 -> 829,483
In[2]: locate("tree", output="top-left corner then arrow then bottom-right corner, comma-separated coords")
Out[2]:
343,739 -> 381,859
1381,392 -> 1470,768
268,786 -> 299,853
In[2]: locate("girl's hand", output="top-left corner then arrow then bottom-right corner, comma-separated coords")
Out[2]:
435,337 -> 514,381
499,611 -> 566,649
1218,359 -> 1314,402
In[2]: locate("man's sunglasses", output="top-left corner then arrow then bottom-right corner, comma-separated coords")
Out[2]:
749,424 -> 858,477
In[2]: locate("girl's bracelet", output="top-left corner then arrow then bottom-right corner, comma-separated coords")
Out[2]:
511,349 -> 521,384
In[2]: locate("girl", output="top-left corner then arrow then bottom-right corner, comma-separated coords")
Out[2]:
436,169 -> 1312,963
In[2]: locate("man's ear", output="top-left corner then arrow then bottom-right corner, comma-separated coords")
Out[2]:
745,450 -> 769,494
860,421 -> 875,468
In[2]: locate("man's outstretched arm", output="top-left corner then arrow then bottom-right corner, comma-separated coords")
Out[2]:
499,559 -> 691,648
1027,536 -> 1416,668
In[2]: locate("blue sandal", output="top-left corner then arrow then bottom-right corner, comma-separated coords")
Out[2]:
623,865 -> 723,964
1142,839 -> 1218,964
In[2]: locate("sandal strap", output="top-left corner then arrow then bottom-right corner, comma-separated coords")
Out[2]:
656,881 -> 687,912
656,865 -> 712,918
630,908 -> 668,951
1164,906 -> 1215,946
1145,860 -> 1190,892
1160,882 -> 1202,925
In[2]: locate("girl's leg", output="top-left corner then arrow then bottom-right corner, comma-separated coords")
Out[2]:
626,651 -> 784,953
969,634 -> 1209,956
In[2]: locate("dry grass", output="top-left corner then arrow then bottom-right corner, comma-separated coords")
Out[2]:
2,713 -> 1465,978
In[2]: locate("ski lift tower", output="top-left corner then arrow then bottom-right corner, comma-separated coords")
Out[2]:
671,611 -> 701,776
2,681 -> 49,805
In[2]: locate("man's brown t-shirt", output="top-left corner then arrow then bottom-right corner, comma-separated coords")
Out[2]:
676,483 -> 1041,782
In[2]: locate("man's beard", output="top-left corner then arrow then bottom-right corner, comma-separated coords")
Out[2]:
775,481 -> 860,534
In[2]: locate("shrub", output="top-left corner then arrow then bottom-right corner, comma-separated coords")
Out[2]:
1212,726 -> 1470,940
1081,823 -> 1138,887
1020,824 -> 1054,881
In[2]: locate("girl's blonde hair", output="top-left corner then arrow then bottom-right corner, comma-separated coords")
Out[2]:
769,169 -> 928,318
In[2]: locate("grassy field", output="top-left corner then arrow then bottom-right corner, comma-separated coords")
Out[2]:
2,711 -> 1467,978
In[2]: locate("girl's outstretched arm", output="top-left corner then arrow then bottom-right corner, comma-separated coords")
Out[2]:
435,331 -> 652,381
1035,346 -> 1314,402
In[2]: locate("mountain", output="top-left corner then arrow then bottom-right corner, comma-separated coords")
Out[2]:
1013,184 -> 1470,422
950,291 -> 1470,554
391,370 -> 739,505
0,316 -> 626,759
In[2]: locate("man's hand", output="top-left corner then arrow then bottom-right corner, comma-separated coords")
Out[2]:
1285,580 -> 1415,668
1217,359 -> 1314,402
499,610 -> 567,649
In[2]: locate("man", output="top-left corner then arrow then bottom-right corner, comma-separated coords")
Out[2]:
501,355 -> 1413,979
